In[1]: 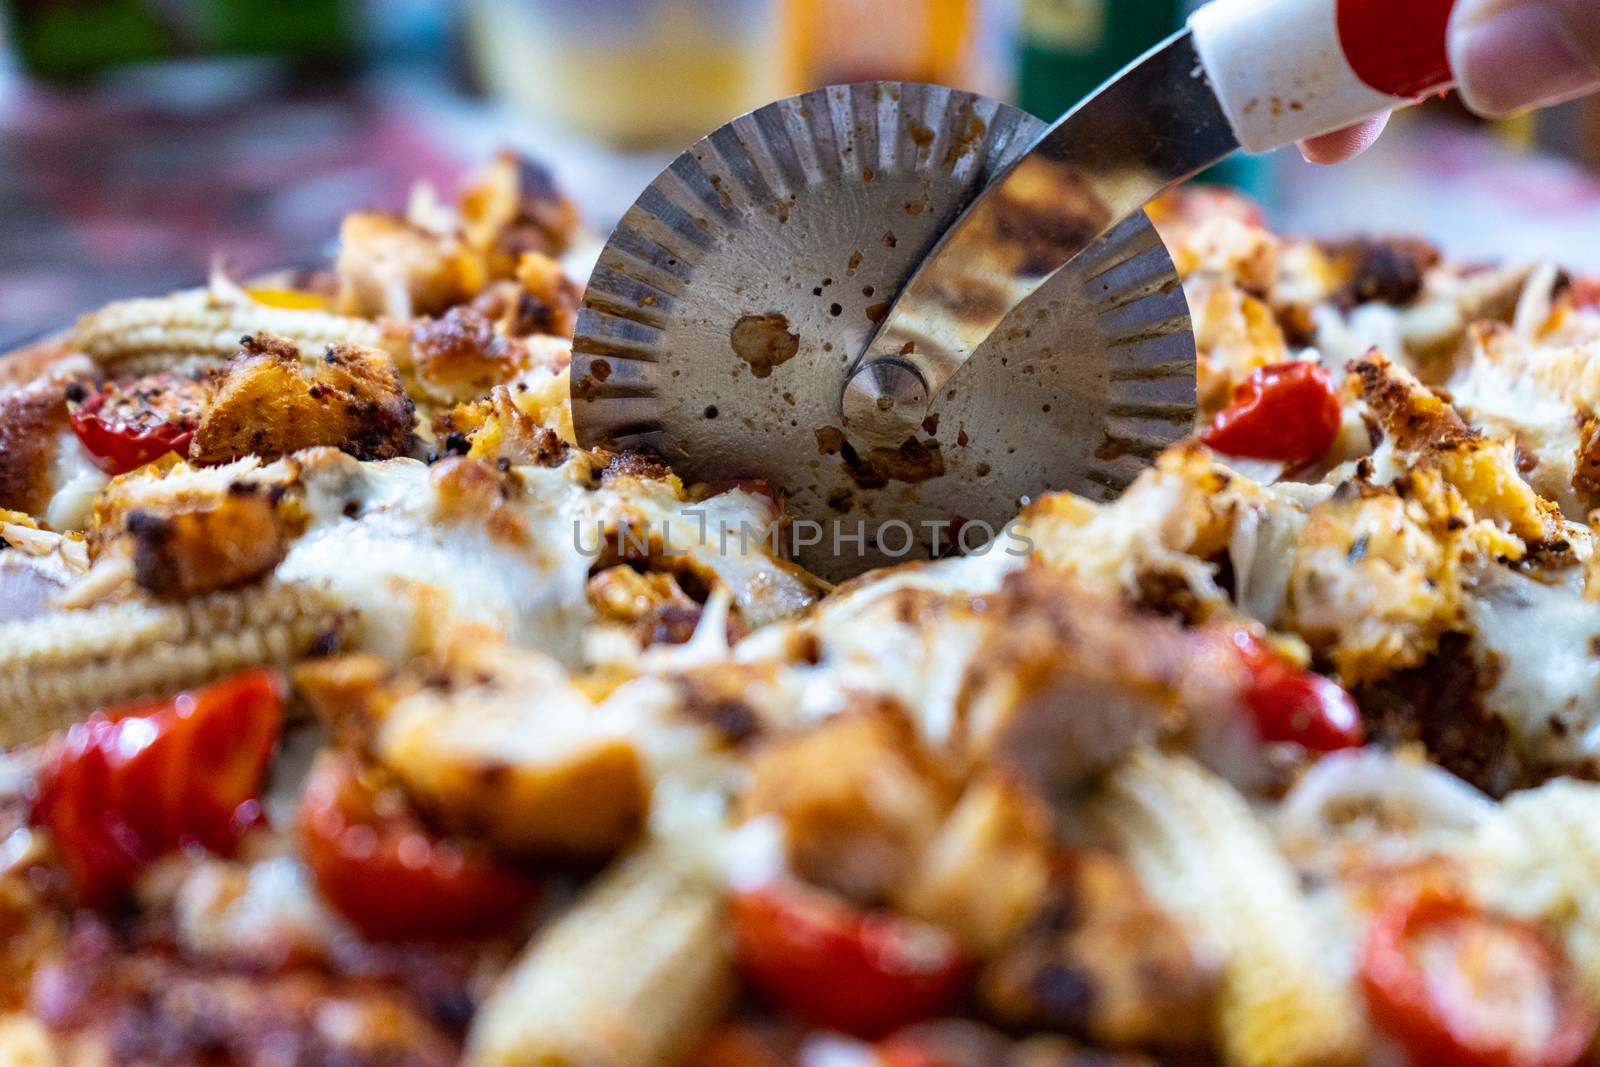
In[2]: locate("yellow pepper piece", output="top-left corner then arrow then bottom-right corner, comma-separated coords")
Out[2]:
247,288 -> 330,312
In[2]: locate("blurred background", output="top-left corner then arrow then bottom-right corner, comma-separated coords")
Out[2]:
4,0 -> 1600,350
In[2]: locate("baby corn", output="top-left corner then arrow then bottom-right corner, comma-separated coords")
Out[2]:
73,294 -> 386,370
1091,749 -> 1365,1067
1474,778 -> 1600,1006
0,581 -> 339,743
466,845 -> 732,1067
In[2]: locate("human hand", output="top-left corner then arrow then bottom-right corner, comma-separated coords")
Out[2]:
1300,0 -> 1600,163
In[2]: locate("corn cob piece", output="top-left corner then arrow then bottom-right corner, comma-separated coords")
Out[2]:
1090,749 -> 1365,1067
0,581 -> 340,744
465,845 -> 732,1067
1473,779 -> 1600,1007
73,294 -> 387,371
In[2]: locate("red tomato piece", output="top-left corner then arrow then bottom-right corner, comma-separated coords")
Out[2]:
1228,630 -> 1364,751
297,751 -> 539,942
67,383 -> 196,475
31,670 -> 285,907
730,882 -> 968,1039
1201,362 -> 1342,465
1361,893 -> 1596,1067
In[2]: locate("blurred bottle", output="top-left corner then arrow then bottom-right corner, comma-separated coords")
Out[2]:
1016,0 -> 1272,198
1016,0 -> 1178,114
781,0 -> 980,91
466,0 -> 783,149
6,0 -> 354,81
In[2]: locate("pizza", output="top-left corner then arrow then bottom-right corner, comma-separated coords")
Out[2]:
4,152 -> 1600,1067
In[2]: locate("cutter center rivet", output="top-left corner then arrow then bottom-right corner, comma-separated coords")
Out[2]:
840,358 -> 929,445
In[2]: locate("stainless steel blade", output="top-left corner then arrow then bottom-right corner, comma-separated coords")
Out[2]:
572,82 -> 1196,580
843,31 -> 1237,445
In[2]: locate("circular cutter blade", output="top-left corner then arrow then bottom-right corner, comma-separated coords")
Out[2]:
572,82 -> 1196,580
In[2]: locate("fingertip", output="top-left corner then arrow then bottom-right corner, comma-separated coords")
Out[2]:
1298,115 -> 1391,165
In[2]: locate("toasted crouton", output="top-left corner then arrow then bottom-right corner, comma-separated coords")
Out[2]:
1286,486 -> 1456,684
510,252 -> 581,337
1352,353 -> 1561,546
458,150 -> 581,271
410,306 -> 535,403
744,703 -> 956,905
126,486 -> 285,599
188,335 -> 414,465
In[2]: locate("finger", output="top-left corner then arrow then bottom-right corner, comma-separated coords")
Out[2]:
1451,0 -> 1600,118
1298,115 -> 1391,165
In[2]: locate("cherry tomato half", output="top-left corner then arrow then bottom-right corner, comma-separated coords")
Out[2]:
67,381 -> 197,475
730,881 -> 968,1039
1201,362 -> 1342,465
31,670 -> 285,907
298,750 -> 539,942
1361,893 -> 1596,1067
1228,630 -> 1364,751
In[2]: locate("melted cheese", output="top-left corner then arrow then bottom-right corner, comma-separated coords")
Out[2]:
42,432 -> 108,532
1228,481 -> 1332,626
1449,335 -> 1595,517
1469,567 -> 1600,767
171,851 -> 350,963
276,452 -> 819,665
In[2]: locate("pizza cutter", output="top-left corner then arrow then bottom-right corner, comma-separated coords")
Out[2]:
572,0 -> 1459,579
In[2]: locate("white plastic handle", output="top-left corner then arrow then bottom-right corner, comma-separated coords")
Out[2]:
1189,0 -> 1458,153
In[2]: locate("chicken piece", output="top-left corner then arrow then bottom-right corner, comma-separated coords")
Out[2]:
894,776 -> 1056,954
959,567 -> 1207,795
0,377 -> 68,518
335,211 -> 488,319
188,334 -> 415,465
979,851 -> 1219,1050
743,704 -> 956,905
125,485 -> 285,599
372,649 -> 648,859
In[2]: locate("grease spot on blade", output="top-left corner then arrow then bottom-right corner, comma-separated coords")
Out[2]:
731,313 -> 800,379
